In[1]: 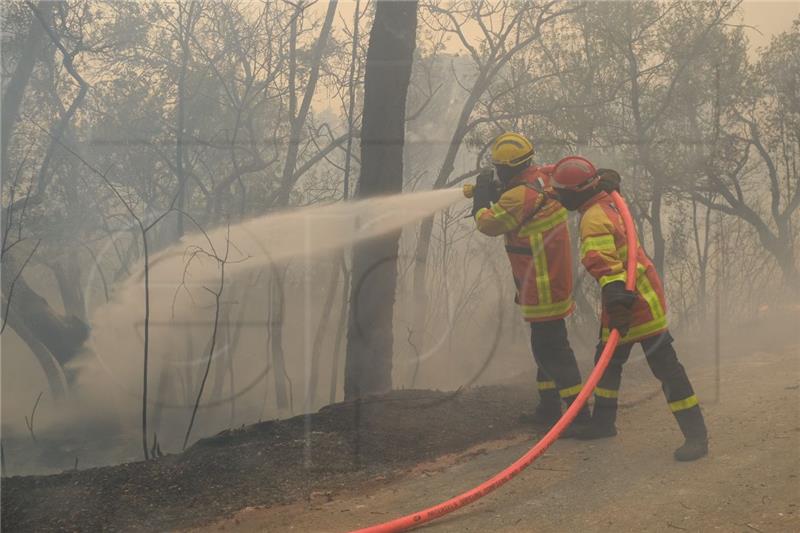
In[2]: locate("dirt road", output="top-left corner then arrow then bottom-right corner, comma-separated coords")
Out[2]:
203,345 -> 800,533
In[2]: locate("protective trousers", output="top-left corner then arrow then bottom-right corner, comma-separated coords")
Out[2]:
529,319 -> 588,420
535,367 -> 560,411
592,331 -> 707,440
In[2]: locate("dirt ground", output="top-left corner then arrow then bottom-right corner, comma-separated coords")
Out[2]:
200,344 -> 800,533
3,321 -> 799,532
2,384 -> 537,531
197,328 -> 800,533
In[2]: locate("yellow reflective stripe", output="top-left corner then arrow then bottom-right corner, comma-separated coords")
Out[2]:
669,394 -> 699,413
599,272 -> 627,287
474,207 -> 489,223
537,381 -> 557,391
521,298 -> 574,319
559,384 -> 582,398
529,233 -> 552,305
519,206 -> 568,235
490,203 -> 518,231
602,315 -> 668,343
601,263 -> 668,343
594,387 -> 619,399
636,266 -> 665,320
580,235 -> 616,258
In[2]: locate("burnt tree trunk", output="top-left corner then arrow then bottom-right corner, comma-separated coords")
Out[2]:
2,253 -> 88,394
269,268 -> 289,410
272,0 -> 338,207
1,1 -> 53,178
343,0 -> 417,400
329,255 -> 350,403
51,254 -> 87,323
306,258 -> 340,408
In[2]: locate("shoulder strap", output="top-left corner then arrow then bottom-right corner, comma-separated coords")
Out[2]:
518,177 -> 550,227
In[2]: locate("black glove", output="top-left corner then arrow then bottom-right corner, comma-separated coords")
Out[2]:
471,170 -> 499,217
602,281 -> 636,335
597,168 -> 621,193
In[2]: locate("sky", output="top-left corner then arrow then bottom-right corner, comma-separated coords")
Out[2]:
739,0 -> 800,54
311,0 -> 800,114
324,1 -> 800,56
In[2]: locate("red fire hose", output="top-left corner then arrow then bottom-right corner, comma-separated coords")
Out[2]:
350,191 -> 638,533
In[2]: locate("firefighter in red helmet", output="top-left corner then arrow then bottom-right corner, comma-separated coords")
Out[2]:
550,155 -> 708,461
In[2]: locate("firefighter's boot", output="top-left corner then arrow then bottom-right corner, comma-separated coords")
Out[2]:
575,402 -> 618,440
519,387 -> 561,426
519,404 -> 560,426
532,399 -> 562,425
558,397 -> 592,439
673,406 -> 708,461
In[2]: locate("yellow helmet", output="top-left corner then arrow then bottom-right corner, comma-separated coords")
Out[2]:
491,132 -> 534,167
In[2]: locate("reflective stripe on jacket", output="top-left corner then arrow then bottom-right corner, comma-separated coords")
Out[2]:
475,166 -> 574,322
578,191 -> 668,343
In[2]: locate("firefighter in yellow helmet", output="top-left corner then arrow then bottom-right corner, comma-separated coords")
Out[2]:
470,133 -> 589,428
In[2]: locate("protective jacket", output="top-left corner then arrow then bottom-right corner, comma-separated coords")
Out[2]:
475,166 -> 574,322
578,191 -> 668,343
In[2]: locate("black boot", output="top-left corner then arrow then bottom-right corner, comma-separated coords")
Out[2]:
673,405 -> 708,461
534,400 -> 562,425
519,401 -> 561,426
575,401 -> 618,440
558,399 -> 592,439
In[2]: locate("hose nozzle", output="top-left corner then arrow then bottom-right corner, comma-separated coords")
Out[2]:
462,183 -> 475,199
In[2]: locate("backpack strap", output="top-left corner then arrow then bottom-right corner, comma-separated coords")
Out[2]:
518,177 -> 551,227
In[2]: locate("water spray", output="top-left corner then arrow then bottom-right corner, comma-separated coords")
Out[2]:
349,190 -> 639,533
81,189 -> 467,434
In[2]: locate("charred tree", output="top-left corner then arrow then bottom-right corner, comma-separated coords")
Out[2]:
343,0 -> 418,401
271,0 -> 339,207
1,1 -> 53,179
2,251 -> 87,395
269,268 -> 290,410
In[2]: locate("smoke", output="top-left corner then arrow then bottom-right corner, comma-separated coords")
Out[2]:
3,185 -> 797,476
17,189 -> 464,460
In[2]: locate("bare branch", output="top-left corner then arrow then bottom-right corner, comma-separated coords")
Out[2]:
1,240 -> 41,334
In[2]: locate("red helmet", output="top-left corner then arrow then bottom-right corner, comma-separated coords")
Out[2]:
552,156 -> 598,191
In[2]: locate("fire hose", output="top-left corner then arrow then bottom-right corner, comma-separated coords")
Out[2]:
350,190 -> 638,533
